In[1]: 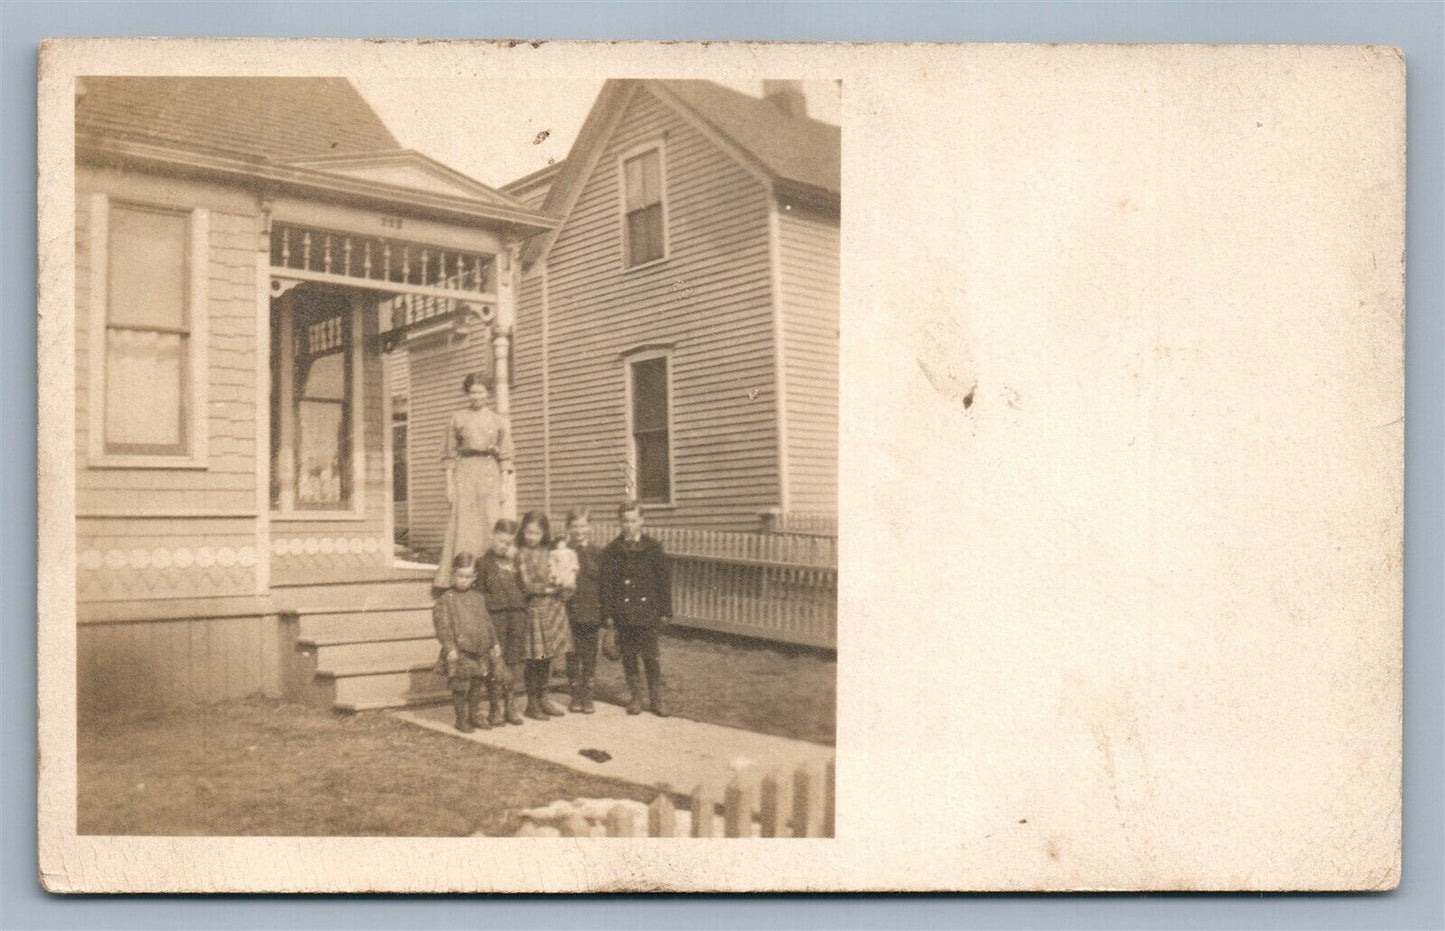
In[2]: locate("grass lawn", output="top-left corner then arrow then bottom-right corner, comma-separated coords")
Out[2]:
78,699 -> 656,836
582,627 -> 835,746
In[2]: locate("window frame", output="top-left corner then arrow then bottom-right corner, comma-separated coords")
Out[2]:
621,346 -> 677,508
87,193 -> 210,469
616,139 -> 670,271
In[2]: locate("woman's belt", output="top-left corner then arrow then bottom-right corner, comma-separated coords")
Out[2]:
457,449 -> 500,459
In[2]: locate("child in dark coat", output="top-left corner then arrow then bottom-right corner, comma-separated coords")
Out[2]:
432,552 -> 503,733
600,500 -> 673,716
475,519 -> 526,726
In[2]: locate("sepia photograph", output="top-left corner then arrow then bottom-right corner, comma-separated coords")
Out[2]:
70,72 -> 838,839
37,38 -> 1406,895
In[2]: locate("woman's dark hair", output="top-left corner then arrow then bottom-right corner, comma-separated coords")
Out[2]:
618,499 -> 642,518
452,551 -> 477,570
462,373 -> 488,394
566,507 -> 591,526
517,510 -> 552,547
493,518 -> 519,535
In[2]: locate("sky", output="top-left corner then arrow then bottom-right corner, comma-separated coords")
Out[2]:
349,78 -> 840,190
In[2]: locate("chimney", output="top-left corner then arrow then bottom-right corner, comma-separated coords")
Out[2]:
762,80 -> 807,119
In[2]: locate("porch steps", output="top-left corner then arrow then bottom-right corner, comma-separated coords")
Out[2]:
277,573 -> 451,713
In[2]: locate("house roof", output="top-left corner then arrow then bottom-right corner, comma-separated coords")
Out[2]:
76,77 -> 556,237
77,77 -> 401,162
517,79 -> 840,268
499,159 -> 566,210
654,80 -> 840,196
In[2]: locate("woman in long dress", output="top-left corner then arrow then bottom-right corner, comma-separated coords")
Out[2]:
435,374 -> 513,588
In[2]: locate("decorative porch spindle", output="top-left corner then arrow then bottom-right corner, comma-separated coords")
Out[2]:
342,237 -> 352,276
280,227 -> 290,267
322,234 -> 332,274
301,231 -> 312,270
363,241 -> 372,278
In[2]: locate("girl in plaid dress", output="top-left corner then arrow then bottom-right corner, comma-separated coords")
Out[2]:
516,511 -> 574,720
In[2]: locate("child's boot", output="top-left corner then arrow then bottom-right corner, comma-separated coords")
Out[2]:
523,663 -> 548,721
488,675 -> 507,728
451,687 -> 473,733
537,660 -> 565,716
566,654 -> 584,713
624,670 -> 645,715
468,679 -> 490,731
647,672 -> 668,718
580,676 -> 595,714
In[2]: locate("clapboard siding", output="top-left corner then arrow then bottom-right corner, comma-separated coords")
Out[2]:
401,330 -> 491,551
512,273 -> 546,510
75,168 -> 263,515
78,614 -> 284,711
75,166 -> 266,600
514,87 -> 781,531
778,203 -> 839,516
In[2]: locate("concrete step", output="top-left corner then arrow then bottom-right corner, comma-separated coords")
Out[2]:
296,607 -> 435,642
303,636 -> 440,674
317,662 -> 448,709
334,690 -> 451,714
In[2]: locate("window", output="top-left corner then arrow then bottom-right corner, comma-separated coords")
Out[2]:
627,354 -> 672,503
621,146 -> 666,267
91,198 -> 207,465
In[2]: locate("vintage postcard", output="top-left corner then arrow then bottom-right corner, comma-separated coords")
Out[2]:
37,40 -> 1403,892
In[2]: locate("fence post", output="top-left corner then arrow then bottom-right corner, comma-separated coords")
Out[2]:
690,785 -> 716,838
759,771 -> 783,838
723,778 -> 751,838
562,811 -> 590,838
823,760 -> 836,838
792,765 -> 815,838
648,792 -> 677,838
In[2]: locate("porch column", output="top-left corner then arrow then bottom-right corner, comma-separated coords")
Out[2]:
494,242 -> 518,518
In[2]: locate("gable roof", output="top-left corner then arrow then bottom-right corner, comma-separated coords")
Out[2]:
517,79 -> 839,268
654,80 -> 840,196
77,77 -> 400,162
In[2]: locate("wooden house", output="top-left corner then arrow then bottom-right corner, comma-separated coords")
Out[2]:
73,77 -> 555,709
501,80 -> 840,532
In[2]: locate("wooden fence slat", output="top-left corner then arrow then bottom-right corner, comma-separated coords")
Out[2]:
648,793 -> 677,838
606,804 -> 641,837
792,765 -> 815,838
759,771 -> 783,838
723,779 -> 751,838
691,786 -> 716,838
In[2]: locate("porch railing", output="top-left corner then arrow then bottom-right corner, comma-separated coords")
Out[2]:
586,520 -> 836,650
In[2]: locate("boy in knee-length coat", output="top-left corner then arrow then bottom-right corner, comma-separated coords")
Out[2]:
600,500 -> 673,716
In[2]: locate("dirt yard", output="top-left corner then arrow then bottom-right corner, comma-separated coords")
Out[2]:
78,699 -> 655,836
79,628 -> 834,836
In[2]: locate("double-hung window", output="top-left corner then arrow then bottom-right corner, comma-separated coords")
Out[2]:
621,146 -> 666,267
90,196 -> 208,466
626,352 -> 673,504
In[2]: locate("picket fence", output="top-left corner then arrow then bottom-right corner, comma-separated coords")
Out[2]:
516,760 -> 836,838
587,520 -> 837,649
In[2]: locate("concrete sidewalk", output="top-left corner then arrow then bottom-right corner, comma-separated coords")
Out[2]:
392,698 -> 834,800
